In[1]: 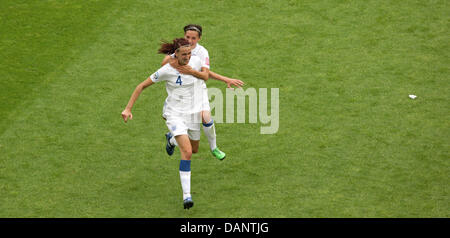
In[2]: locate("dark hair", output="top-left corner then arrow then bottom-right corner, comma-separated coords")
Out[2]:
158,38 -> 190,55
183,24 -> 202,37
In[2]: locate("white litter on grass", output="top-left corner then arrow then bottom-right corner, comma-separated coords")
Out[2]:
409,94 -> 417,99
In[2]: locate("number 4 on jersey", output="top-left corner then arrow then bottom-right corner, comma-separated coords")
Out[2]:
176,76 -> 182,85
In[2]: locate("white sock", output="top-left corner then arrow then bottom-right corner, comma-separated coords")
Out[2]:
179,160 -> 191,200
170,136 -> 178,146
202,120 -> 217,151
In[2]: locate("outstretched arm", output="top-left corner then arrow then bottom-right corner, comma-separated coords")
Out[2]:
121,78 -> 154,123
209,71 -> 244,89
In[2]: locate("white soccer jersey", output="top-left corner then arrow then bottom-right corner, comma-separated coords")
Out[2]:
191,43 -> 210,69
150,56 -> 205,116
191,44 -> 211,110
191,44 -> 209,90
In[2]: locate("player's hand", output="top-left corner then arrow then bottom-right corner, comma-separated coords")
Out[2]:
121,109 -> 133,123
226,78 -> 244,89
175,65 -> 194,75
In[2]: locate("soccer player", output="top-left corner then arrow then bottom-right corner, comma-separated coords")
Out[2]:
162,24 -> 244,161
121,38 -> 208,209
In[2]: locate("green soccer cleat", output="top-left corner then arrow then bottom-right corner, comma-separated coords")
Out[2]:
211,148 -> 226,160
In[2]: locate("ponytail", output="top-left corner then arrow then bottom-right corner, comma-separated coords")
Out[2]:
158,38 -> 190,55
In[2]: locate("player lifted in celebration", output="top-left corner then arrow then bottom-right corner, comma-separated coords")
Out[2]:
121,38 -> 208,209
162,24 -> 244,161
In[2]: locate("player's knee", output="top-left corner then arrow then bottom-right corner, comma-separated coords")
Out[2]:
202,111 -> 211,124
192,147 -> 198,154
181,149 -> 192,160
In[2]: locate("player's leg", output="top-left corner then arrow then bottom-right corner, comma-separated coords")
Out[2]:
201,110 -> 226,160
166,115 -> 194,209
190,139 -> 199,154
188,126 -> 201,154
176,134 -> 192,160
175,134 -> 194,209
178,125 -> 200,209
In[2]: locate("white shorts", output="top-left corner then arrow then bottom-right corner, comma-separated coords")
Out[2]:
165,113 -> 201,141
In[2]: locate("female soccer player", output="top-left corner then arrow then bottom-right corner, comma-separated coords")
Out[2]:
162,24 -> 244,161
121,38 -> 208,209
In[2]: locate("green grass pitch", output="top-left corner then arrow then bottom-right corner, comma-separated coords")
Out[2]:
0,0 -> 448,217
